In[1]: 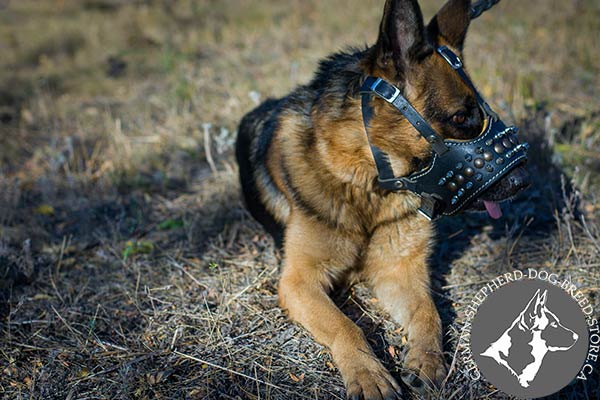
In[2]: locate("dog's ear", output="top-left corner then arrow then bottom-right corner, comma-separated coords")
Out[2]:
534,290 -> 548,316
373,0 -> 428,76
531,289 -> 548,318
427,0 -> 472,50
519,289 -> 543,329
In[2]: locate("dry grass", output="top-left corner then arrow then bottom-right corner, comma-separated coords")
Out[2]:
1,0 -> 599,399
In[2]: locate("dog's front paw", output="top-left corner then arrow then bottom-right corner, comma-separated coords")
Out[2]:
342,358 -> 402,400
401,347 -> 447,393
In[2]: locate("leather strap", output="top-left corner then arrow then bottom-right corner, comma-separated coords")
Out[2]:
437,46 -> 498,120
360,77 -> 449,156
360,94 -> 402,191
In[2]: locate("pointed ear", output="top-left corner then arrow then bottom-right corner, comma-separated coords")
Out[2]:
427,0 -> 472,50
519,289 -> 541,329
373,0 -> 427,74
534,290 -> 548,316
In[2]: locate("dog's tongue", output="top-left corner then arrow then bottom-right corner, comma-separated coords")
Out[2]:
484,200 -> 503,219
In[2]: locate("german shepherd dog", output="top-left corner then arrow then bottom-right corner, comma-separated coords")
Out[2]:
236,0 -> 529,398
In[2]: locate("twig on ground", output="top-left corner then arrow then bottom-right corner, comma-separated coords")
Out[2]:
174,350 -> 283,390
203,123 -> 218,174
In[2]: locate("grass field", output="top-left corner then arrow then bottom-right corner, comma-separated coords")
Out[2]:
1,0 -> 599,399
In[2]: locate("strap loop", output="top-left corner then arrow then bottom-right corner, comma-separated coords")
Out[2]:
437,46 -> 462,69
370,78 -> 400,103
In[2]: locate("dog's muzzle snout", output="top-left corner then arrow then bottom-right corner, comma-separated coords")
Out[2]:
488,165 -> 530,199
508,167 -> 531,192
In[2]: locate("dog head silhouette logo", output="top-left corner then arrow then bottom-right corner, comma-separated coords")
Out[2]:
471,280 -> 589,398
480,289 -> 579,388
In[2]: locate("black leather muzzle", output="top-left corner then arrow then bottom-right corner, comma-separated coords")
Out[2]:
360,46 -> 528,220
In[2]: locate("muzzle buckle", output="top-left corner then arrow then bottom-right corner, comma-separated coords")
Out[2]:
370,78 -> 401,104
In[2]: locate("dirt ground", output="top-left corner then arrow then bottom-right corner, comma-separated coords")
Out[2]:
1,1 -> 599,399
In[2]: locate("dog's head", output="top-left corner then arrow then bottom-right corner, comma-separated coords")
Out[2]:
519,289 -> 578,351
362,0 -> 529,218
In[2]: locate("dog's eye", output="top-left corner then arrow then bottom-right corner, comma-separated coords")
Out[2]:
452,113 -> 466,125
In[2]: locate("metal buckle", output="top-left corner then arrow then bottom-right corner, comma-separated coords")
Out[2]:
371,78 -> 400,104
437,46 -> 463,69
417,208 -> 433,221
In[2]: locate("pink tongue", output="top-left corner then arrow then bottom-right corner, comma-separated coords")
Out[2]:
484,200 -> 503,219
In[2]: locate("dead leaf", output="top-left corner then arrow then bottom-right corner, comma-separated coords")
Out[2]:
289,372 -> 304,382
155,370 -> 173,383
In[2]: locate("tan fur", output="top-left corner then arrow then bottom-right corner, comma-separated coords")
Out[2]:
267,80 -> 450,395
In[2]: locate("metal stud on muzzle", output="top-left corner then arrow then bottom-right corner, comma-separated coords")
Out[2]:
360,46 -> 529,220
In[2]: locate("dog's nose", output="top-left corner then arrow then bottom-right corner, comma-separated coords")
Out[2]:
573,332 -> 579,341
508,166 -> 531,191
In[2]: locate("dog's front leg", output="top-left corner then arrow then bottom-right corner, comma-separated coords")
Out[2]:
363,218 -> 447,391
279,213 -> 402,400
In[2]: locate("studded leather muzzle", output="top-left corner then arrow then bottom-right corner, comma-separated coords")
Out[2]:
360,46 -> 528,220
